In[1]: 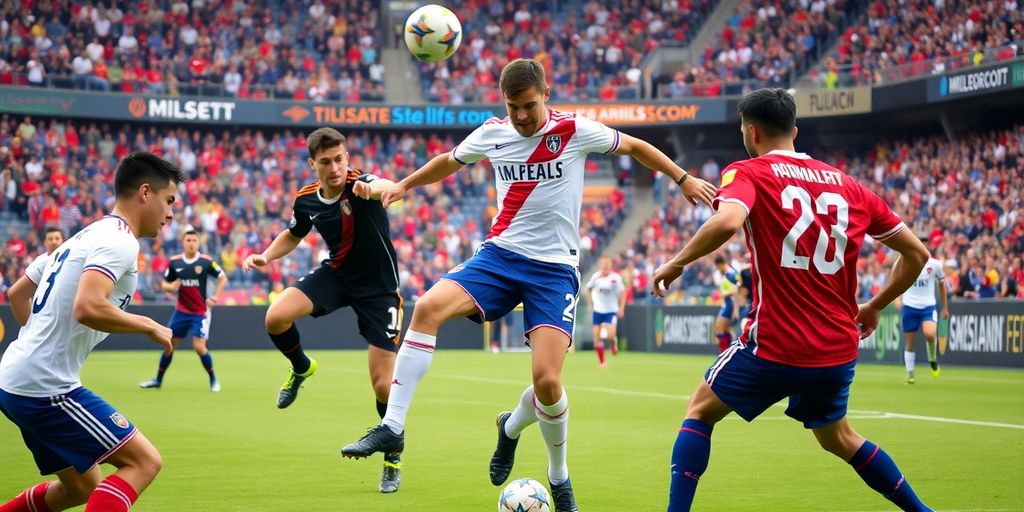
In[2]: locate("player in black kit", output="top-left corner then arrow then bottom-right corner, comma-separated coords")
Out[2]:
242,127 -> 404,493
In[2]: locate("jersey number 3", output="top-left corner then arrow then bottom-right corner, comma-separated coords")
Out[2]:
780,185 -> 849,275
32,248 -> 71,313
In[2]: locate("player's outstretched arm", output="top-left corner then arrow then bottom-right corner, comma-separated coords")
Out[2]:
613,133 -> 717,206
857,229 -> 929,337
385,152 -> 464,207
73,272 -> 173,351
6,276 -> 38,326
352,177 -> 398,202
652,202 -> 747,297
243,230 -> 302,271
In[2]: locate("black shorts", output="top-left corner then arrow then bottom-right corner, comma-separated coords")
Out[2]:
293,265 -> 403,352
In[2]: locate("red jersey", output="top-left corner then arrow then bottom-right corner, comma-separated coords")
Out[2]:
714,150 -> 904,367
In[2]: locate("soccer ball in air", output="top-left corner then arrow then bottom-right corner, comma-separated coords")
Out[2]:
498,478 -> 551,512
404,4 -> 462,62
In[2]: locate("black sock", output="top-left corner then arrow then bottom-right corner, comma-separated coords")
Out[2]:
269,324 -> 310,374
377,400 -> 400,463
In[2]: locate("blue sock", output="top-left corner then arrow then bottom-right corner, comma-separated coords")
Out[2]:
668,419 -> 713,512
199,352 -> 216,382
848,441 -> 931,512
156,352 -> 173,383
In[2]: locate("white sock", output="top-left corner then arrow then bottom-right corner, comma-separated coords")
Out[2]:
536,389 -> 569,484
381,330 -> 436,434
504,385 -> 539,439
904,350 -> 916,375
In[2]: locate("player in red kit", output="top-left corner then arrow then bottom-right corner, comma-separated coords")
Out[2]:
653,88 -> 934,512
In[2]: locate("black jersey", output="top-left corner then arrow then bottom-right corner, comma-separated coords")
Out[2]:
288,169 -> 399,296
739,266 -> 753,297
165,254 -> 223,315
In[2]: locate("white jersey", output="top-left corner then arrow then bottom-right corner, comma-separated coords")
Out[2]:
25,251 -> 49,284
453,109 -> 620,266
0,216 -> 139,397
586,271 -> 625,313
902,258 -> 944,309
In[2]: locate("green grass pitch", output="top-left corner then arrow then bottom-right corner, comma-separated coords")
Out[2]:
1,350 -> 1021,511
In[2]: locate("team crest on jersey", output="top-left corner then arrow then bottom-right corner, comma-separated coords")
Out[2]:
545,134 -> 562,153
926,268 -> 933,274
194,265 -> 203,274
340,199 -> 352,216
449,264 -> 465,273
110,412 -> 130,429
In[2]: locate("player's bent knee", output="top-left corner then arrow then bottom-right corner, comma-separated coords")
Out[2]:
61,471 -> 102,503
531,373 -> 562,403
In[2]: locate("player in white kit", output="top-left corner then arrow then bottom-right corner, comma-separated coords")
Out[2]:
6,226 -> 65,326
585,256 -> 626,367
897,254 -> 948,383
0,152 -> 182,512
341,58 -> 717,511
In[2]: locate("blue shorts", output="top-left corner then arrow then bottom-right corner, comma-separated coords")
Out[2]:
901,305 -> 937,333
717,297 -> 735,320
705,342 -> 856,429
442,243 -> 579,345
592,311 -> 617,326
0,387 -> 138,475
169,310 -> 211,340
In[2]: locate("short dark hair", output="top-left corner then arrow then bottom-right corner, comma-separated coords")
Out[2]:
499,59 -> 547,99
714,255 -> 726,265
737,88 -> 796,138
114,152 -> 185,199
183,230 -> 199,239
44,226 -> 64,238
307,127 -> 346,159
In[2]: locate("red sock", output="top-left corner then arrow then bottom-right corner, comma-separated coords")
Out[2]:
610,340 -> 618,355
85,475 -> 138,512
595,342 -> 606,364
0,482 -> 51,512
717,333 -> 732,353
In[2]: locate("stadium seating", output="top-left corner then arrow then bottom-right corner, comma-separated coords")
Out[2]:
805,0 -> 1024,88
657,0 -> 857,98
0,0 -> 385,101
620,125 -> 1024,304
415,0 -> 713,103
0,116 -> 625,303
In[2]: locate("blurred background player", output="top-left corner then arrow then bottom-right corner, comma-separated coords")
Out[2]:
896,245 -> 949,383
139,230 -> 228,392
242,127 -> 405,493
6,227 -> 65,326
340,58 -> 717,512
0,152 -> 181,512
712,255 -> 741,352
585,256 -> 626,367
652,88 -> 934,512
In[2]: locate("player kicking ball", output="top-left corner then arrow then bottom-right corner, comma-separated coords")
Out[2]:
139,230 -> 228,391
0,152 -> 183,512
242,127 -> 405,493
340,58 -> 716,512
653,88 -> 934,511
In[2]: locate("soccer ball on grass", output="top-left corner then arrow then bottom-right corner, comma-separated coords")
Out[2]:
498,478 -> 551,512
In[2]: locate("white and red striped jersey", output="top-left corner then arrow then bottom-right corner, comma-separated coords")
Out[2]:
453,109 -> 621,266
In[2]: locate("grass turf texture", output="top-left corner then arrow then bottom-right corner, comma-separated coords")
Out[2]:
1,351 -> 1021,511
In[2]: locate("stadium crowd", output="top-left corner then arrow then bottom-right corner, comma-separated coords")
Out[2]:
415,0 -> 713,103
0,0 -> 386,101
0,115 -> 624,304
810,0 -> 1024,87
620,124 -> 1024,305
659,0 -> 855,98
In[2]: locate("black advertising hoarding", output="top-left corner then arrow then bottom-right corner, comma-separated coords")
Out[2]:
623,301 -> 1024,368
